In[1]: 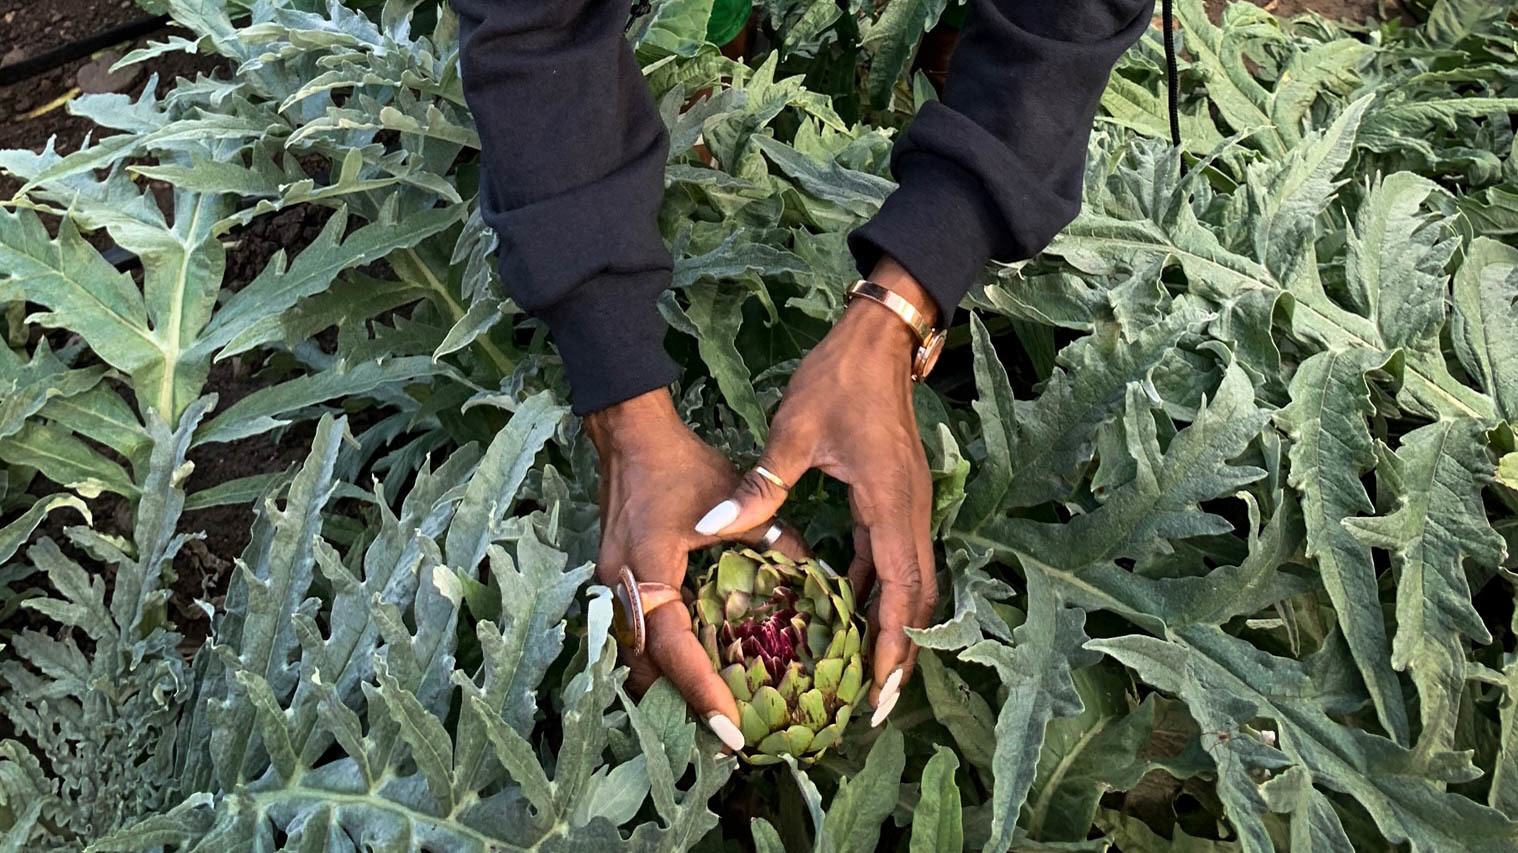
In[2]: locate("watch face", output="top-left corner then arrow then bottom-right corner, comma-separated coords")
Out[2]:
913,330 -> 946,381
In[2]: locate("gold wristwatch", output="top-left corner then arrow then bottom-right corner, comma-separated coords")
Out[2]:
845,279 -> 946,382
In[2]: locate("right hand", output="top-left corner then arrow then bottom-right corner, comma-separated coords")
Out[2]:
584,388 -> 810,752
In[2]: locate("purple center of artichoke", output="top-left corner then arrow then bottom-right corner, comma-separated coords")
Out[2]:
723,589 -> 807,680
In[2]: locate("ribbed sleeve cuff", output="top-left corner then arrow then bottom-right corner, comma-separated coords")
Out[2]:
533,268 -> 679,416
847,153 -> 1008,325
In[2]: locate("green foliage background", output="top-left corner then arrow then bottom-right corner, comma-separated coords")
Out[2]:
2,0 -> 1518,850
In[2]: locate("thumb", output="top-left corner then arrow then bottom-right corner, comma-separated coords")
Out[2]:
694,429 -> 811,539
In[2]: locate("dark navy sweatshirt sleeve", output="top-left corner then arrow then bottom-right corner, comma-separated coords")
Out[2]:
452,1 -> 1154,414
451,0 -> 679,415
848,0 -> 1157,323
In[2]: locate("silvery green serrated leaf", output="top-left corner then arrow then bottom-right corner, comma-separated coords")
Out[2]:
473,692 -> 556,822
0,495 -> 88,568
672,229 -> 811,290
1276,347 -> 1409,745
1269,38 -> 1372,149
1493,644 -> 1518,819
233,670 -> 300,784
0,208 -> 156,375
20,539 -> 110,643
906,549 -> 1013,651
750,136 -> 893,218
859,0 -> 948,109
962,572 -> 1100,853
753,817 -> 787,853
672,280 -> 769,442
123,396 -> 213,633
1358,99 -> 1518,160
1422,0 -> 1518,44
442,391 -> 567,572
1458,184 -> 1518,240
1451,238 -> 1518,423
1026,677 -> 1157,843
957,313 -> 1018,531
0,421 -> 134,500
1251,95 -> 1369,282
909,746 -> 963,853
819,726 -> 904,853
1344,419 -> 1507,757
208,201 -> 461,358
194,355 -> 451,445
968,307 -> 1206,522
83,792 -> 215,852
0,342 -> 109,443
550,641 -> 623,819
969,360 -> 1269,573
1101,72 -> 1228,157
615,681 -> 683,822
183,473 -> 288,512
1173,0 -> 1282,156
1259,766 -> 1353,852
917,649 -> 996,771
207,415 -> 347,791
126,145 -> 291,199
979,270 -> 1105,331
376,659 -> 456,815
635,0 -> 718,59
36,383 -> 150,464
473,537 -> 591,739
1094,626 -> 1518,853
1345,172 -> 1458,351
571,754 -> 651,828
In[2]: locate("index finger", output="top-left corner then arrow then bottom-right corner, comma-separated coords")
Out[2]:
854,468 -> 937,723
644,592 -> 747,753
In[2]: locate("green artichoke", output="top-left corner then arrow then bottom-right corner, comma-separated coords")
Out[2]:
693,548 -> 868,765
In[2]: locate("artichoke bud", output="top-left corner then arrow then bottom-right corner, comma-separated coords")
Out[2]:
692,548 -> 870,765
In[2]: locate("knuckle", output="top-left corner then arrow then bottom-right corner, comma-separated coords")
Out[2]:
886,570 -> 925,596
736,471 -> 782,504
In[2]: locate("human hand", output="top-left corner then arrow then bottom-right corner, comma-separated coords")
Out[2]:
584,387 -> 810,752
691,256 -> 938,727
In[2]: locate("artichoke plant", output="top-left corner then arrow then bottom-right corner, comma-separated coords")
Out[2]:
693,548 -> 868,765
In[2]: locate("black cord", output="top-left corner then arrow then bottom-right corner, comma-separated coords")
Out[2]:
0,14 -> 172,86
1161,0 -> 1181,150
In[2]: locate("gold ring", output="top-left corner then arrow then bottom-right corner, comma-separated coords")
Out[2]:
610,565 -> 684,657
753,465 -> 790,491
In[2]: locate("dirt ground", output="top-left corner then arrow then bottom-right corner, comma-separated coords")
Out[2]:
0,0 -> 1408,613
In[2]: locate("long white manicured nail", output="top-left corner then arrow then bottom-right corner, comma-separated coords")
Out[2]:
818,559 -> 838,578
695,500 -> 740,535
871,668 -> 904,727
707,713 -> 745,752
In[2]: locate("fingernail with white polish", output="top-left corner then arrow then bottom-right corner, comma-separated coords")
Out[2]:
707,713 -> 746,752
818,559 -> 838,578
871,668 -> 904,727
695,500 -> 739,535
